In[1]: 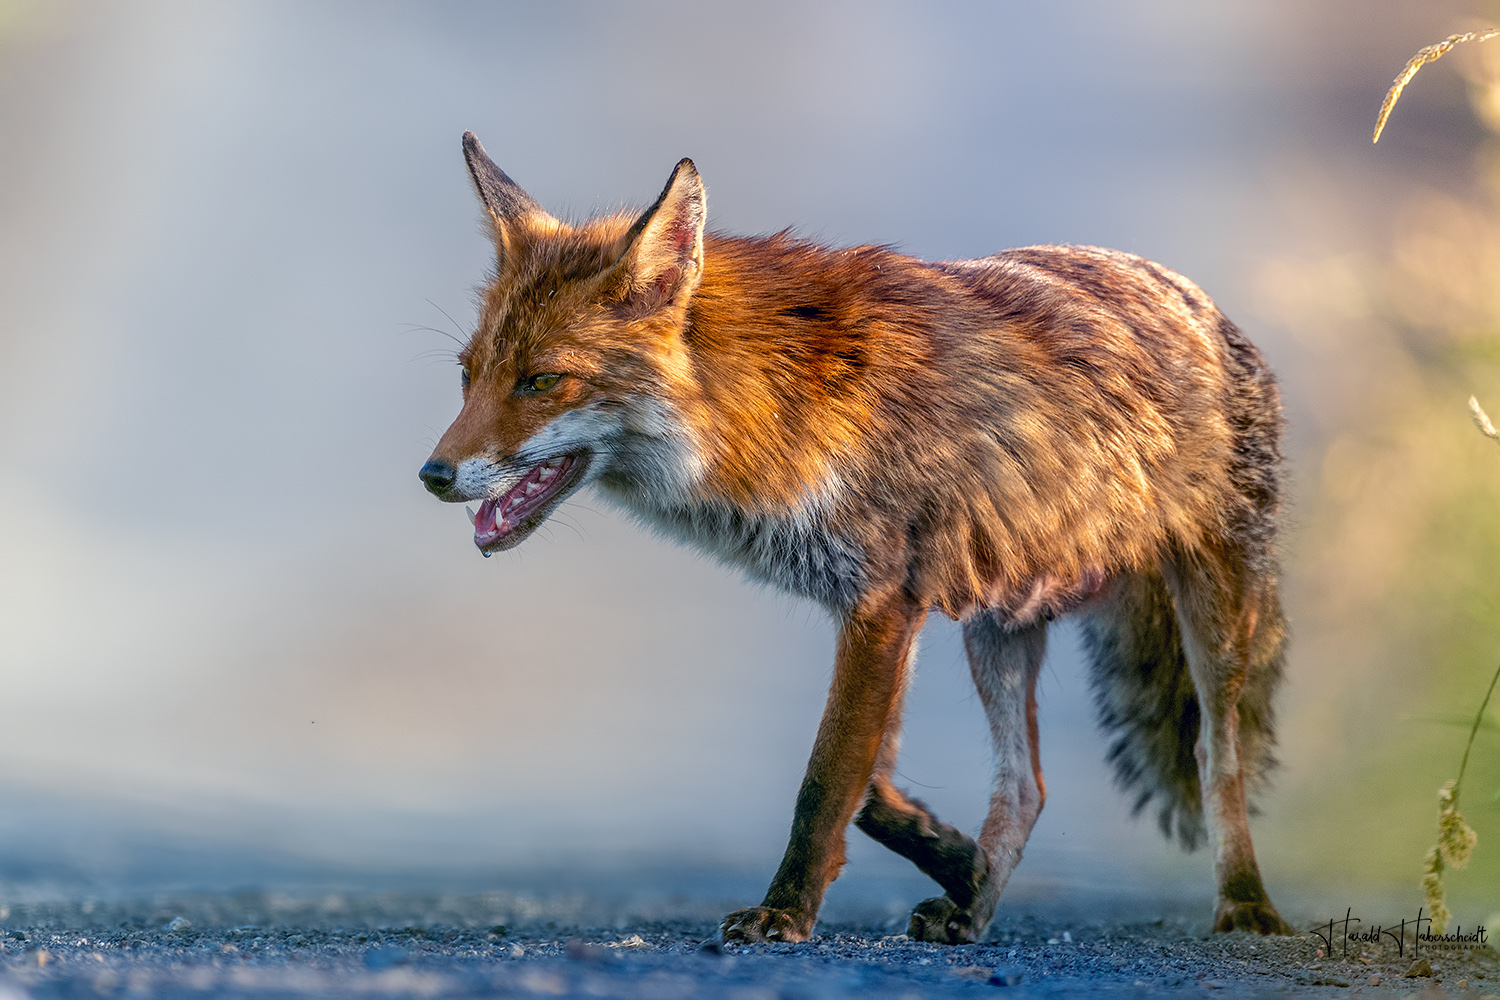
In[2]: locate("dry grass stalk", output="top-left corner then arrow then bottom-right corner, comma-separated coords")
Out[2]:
1471,395 -> 1500,442
1423,396 -> 1500,933
1374,29 -> 1500,143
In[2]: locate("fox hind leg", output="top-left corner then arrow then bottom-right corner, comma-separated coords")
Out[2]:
1165,548 -> 1292,935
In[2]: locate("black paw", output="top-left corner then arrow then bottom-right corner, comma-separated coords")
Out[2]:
1213,899 -> 1294,935
721,905 -> 812,943
908,896 -> 982,944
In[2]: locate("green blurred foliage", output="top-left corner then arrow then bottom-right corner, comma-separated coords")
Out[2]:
1257,52 -> 1500,907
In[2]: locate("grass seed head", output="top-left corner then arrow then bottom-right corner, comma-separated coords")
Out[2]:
1374,29 -> 1500,143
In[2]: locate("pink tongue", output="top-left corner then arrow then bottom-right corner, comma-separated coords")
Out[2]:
475,497 -> 502,536
474,461 -> 567,541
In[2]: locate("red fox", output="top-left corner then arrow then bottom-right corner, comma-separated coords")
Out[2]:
420,133 -> 1292,943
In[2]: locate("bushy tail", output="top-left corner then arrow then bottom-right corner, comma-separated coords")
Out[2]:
1078,571 -> 1283,850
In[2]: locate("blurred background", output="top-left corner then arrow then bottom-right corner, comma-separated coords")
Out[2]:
1,0 -> 1497,926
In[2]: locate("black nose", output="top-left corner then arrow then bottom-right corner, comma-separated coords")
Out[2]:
419,459 -> 457,495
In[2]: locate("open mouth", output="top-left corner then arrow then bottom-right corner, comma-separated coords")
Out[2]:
468,452 -> 589,555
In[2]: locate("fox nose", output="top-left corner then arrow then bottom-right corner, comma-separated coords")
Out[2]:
419,459 -> 457,495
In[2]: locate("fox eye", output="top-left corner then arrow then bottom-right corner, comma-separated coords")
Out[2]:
520,372 -> 563,394
460,366 -> 471,389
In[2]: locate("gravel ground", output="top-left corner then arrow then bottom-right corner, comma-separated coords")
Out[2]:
0,892 -> 1494,998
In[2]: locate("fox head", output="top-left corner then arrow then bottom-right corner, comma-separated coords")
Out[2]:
419,133 -> 709,554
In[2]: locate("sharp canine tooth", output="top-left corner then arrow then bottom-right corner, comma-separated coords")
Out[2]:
465,506 -> 476,526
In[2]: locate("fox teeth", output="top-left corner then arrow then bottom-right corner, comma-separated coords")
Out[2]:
465,505 -> 477,526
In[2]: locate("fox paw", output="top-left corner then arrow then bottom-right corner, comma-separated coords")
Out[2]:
721,906 -> 811,943
908,896 -> 983,944
1214,899 -> 1294,935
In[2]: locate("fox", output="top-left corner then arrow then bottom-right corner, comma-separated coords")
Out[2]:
419,132 -> 1293,943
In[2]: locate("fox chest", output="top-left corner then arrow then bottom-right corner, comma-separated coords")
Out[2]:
638,502 -> 867,611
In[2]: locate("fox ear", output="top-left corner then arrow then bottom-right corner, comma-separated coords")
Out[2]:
462,132 -> 556,235
618,158 -> 706,308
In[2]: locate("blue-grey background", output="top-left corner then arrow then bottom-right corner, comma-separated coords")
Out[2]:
1,0 -> 1494,923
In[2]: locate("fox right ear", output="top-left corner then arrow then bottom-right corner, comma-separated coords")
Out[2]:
461,132 -> 557,237
615,158 -> 706,310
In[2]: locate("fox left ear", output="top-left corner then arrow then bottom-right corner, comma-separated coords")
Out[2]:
462,132 -> 557,240
618,158 -> 706,308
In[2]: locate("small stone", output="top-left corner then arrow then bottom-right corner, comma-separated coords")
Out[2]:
617,934 -> 647,948
1367,974 -> 1381,986
508,943 -> 524,959
164,916 -> 191,932
35,948 -> 50,967
988,969 -> 1025,986
1405,957 -> 1434,978
1458,980 -> 1469,990
1062,931 -> 1073,943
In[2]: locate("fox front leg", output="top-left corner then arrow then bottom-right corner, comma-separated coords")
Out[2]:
721,591 -> 924,943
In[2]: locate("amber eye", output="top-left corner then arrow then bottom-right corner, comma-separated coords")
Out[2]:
521,373 -> 563,393
460,366 -> 471,389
